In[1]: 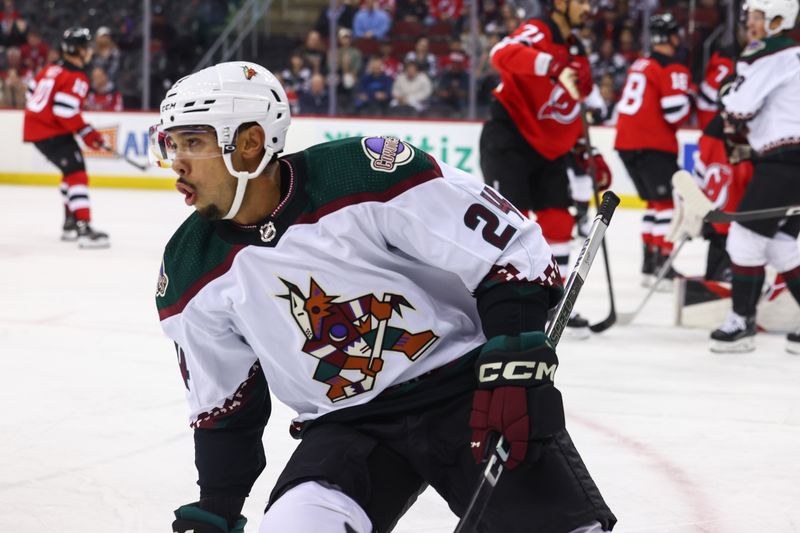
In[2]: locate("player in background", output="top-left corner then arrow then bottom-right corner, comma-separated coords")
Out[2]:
479,0 -> 597,335
693,109 -> 753,282
695,47 -> 735,131
23,26 -> 110,248
153,61 -> 616,533
614,14 -> 692,288
712,0 -> 800,353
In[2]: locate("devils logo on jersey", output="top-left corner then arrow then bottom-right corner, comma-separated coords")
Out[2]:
702,163 -> 733,209
537,85 -> 580,124
279,277 -> 438,403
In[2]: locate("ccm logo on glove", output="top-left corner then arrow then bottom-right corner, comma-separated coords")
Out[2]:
477,360 -> 557,383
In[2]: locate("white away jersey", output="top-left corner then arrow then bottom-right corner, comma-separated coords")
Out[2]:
722,36 -> 800,154
156,137 -> 561,429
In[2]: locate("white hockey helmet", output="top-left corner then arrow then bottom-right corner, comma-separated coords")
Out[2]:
150,61 -> 291,220
746,0 -> 799,35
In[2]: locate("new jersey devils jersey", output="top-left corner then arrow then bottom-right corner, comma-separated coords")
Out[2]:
696,51 -> 734,131
23,61 -> 91,142
693,115 -> 753,235
614,53 -> 692,153
490,18 -> 590,160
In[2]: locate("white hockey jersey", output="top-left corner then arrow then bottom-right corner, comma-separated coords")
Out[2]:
156,137 -> 560,429
722,36 -> 800,155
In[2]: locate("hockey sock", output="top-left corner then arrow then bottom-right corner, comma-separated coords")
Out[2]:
731,264 -> 765,317
535,208 -> 574,280
780,265 -> 800,305
641,204 -> 655,248
705,232 -> 731,281
651,199 -> 674,253
62,170 -> 91,221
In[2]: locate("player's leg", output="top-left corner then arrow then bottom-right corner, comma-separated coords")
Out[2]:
418,390 -> 617,533
765,218 -> 800,354
566,154 -> 593,238
618,149 -> 658,286
639,150 -> 681,289
479,115 -> 537,214
263,422 -> 425,533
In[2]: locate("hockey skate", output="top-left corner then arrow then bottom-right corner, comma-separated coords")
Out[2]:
710,312 -> 756,353
61,212 -> 78,241
787,330 -> 800,355
76,220 -> 110,249
652,253 -> 682,293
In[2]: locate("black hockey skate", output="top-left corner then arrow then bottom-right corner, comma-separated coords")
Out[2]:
710,312 -> 756,353
76,220 -> 110,249
787,330 -> 800,355
61,212 -> 78,241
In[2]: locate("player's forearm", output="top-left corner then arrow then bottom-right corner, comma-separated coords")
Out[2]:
475,280 -> 559,338
195,424 -> 267,500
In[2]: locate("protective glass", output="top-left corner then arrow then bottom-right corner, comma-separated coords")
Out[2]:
147,125 -> 224,168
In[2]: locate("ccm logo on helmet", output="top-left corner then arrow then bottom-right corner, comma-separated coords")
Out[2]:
478,361 -> 557,383
161,102 -> 176,112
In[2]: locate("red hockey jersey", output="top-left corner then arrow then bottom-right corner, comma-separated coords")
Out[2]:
614,53 -> 692,153
23,61 -> 91,142
490,18 -> 590,160
694,114 -> 753,235
696,51 -> 734,131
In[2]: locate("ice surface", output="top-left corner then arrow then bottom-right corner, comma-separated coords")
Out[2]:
1,185 -> 799,532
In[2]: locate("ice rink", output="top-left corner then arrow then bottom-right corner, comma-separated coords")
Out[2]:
1,184 -> 799,533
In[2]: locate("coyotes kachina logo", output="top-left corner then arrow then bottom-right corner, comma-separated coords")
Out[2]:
242,65 -> 257,80
279,278 -> 438,403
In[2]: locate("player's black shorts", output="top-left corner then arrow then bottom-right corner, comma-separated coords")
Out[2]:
617,149 -> 678,201
480,99 -> 571,213
737,149 -> 800,238
268,385 -> 616,533
33,134 -> 85,176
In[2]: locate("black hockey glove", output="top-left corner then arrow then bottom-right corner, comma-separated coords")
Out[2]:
172,503 -> 246,533
469,332 -> 565,470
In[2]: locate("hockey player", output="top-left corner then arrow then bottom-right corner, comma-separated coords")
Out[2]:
712,0 -> 800,353
479,0 -> 597,333
695,47 -> 735,131
23,26 -> 110,248
614,14 -> 692,287
152,61 -> 616,533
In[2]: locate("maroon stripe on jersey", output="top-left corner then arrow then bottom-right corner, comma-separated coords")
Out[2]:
294,155 -> 443,225
158,244 -> 246,321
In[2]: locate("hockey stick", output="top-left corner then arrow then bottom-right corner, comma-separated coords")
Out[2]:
580,110 -> 617,333
616,235 -> 688,326
672,170 -> 800,237
104,147 -> 149,172
454,191 -> 621,533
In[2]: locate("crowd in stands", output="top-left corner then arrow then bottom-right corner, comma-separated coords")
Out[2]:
0,0 -> 770,122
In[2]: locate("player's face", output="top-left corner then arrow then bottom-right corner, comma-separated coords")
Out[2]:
746,10 -> 768,41
168,128 -> 233,220
568,0 -> 592,27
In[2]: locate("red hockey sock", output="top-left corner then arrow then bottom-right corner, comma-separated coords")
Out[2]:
62,171 -> 91,221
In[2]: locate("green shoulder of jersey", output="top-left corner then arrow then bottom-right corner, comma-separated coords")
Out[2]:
739,35 -> 798,64
156,212 -> 238,312
300,136 -> 438,212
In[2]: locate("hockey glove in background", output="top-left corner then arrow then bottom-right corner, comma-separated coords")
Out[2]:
469,331 -> 565,470
78,126 -> 107,150
574,143 -> 612,191
173,503 -> 247,533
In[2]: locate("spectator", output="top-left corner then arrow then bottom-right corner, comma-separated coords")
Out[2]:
618,27 -> 641,64
20,29 -> 48,74
85,66 -> 123,111
391,59 -> 432,113
404,36 -> 438,78
576,24 -> 596,56
597,74 -> 618,125
298,73 -> 330,115
300,30 -> 327,75
429,0 -> 464,22
367,0 -> 396,14
0,47 -> 26,108
592,5 -> 623,46
378,39 -> 401,79
476,31 -> 502,106
275,72 -> 300,116
353,0 -> 392,39
281,52 -> 312,95
0,0 -> 26,47
590,39 -> 628,92
314,0 -> 357,38
439,41 -> 470,71
354,55 -> 392,114
336,27 -> 363,95
394,0 -> 428,23
92,26 -> 121,83
432,52 -> 468,113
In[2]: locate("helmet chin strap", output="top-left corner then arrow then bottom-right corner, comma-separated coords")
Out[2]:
221,147 -> 274,220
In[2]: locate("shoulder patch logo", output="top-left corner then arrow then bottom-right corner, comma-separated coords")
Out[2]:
156,260 -> 169,298
242,65 -> 258,80
361,136 -> 415,173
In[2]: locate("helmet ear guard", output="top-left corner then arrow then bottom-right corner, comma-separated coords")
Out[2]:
151,61 -> 292,219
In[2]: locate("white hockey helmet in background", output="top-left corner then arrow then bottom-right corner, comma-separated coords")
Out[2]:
150,61 -> 291,220
746,0 -> 799,35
